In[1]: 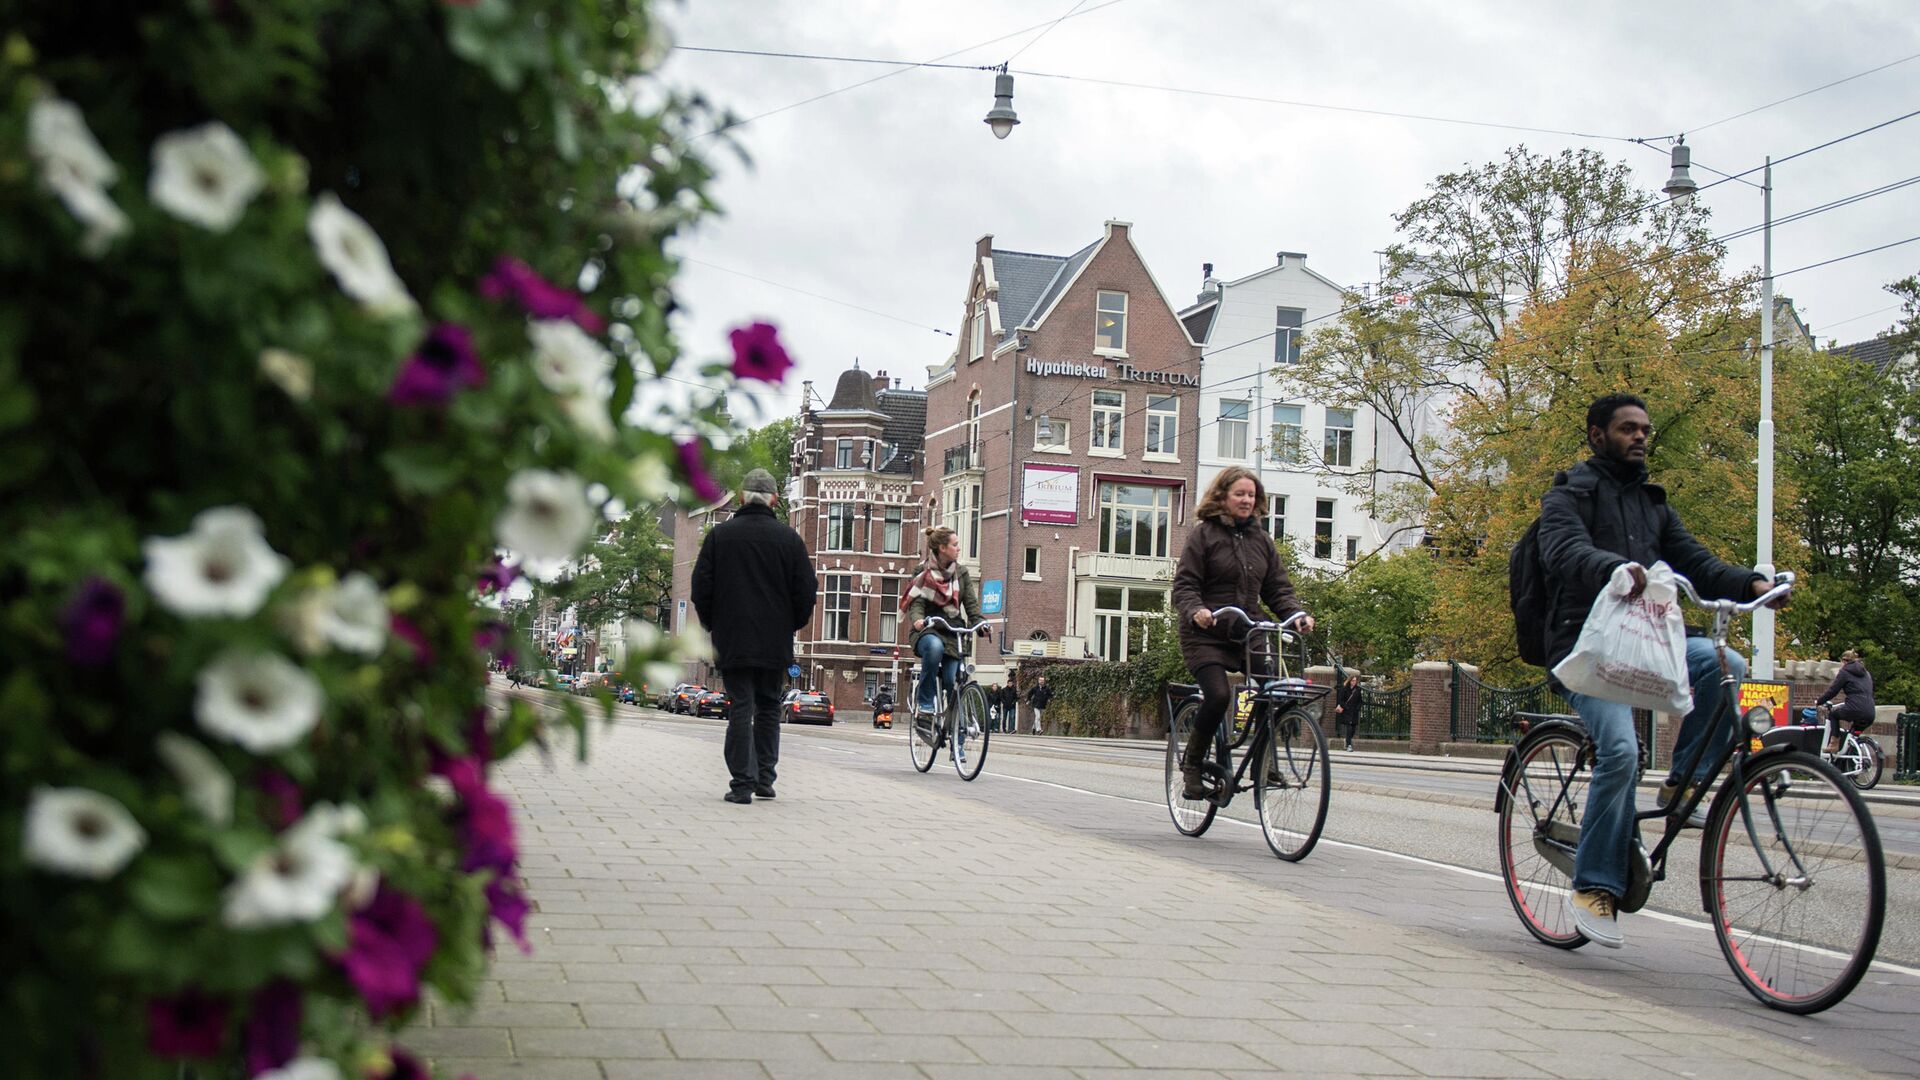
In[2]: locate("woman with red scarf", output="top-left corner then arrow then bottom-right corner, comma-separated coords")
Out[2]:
903,526 -> 985,716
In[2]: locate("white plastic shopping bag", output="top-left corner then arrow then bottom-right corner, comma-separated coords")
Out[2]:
1551,560 -> 1692,714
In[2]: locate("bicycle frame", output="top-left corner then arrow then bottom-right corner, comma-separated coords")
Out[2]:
1178,610 -> 1327,806
911,616 -> 989,723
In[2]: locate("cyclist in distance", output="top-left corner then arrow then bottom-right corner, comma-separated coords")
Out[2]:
1815,648 -> 1875,754
903,525 -> 986,716
1171,466 -> 1312,801
1536,393 -> 1785,948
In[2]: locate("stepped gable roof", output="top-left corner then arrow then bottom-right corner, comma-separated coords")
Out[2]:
875,388 -> 927,475
1832,335 -> 1901,375
1015,238 -> 1101,337
824,366 -> 881,412
989,249 -> 1068,341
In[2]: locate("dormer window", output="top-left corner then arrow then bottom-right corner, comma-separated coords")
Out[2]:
1095,290 -> 1127,352
969,305 -> 986,360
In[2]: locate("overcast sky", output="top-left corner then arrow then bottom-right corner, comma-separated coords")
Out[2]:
651,0 -> 1920,422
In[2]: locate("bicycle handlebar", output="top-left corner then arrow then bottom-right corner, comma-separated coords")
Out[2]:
1670,570 -> 1794,614
921,615 -> 992,634
1207,606 -> 1309,631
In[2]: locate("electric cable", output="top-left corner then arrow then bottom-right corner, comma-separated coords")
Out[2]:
684,257 -> 955,335
1005,0 -> 1096,64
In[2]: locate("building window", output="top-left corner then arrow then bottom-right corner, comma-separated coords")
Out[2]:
835,438 -> 853,469
1035,416 -> 1070,451
1095,290 -> 1127,352
1023,546 -> 1040,578
969,482 -> 981,559
1091,389 -> 1124,452
823,573 -> 852,640
877,576 -> 901,643
1315,499 -> 1335,560
1271,404 -> 1303,464
1097,481 -> 1173,557
825,502 -> 856,551
1145,394 -> 1178,456
1324,408 -> 1355,467
968,391 -> 981,457
863,672 -> 880,702
882,507 -> 903,554
1346,536 -> 1360,564
943,483 -> 980,562
1216,399 -> 1249,460
1274,307 -> 1304,364
1266,494 -> 1287,539
970,307 -> 985,360
1093,585 -> 1165,661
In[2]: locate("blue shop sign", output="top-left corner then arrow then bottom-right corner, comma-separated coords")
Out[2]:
980,579 -> 1004,615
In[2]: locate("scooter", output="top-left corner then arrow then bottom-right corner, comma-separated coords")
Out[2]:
873,706 -> 894,729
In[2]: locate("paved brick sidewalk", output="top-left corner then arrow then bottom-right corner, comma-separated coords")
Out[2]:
416,717 -> 1882,1079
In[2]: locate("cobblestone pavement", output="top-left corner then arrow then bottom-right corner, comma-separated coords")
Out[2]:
418,707 -> 1914,1078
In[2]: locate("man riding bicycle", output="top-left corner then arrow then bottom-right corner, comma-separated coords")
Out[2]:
1535,393 -> 1783,948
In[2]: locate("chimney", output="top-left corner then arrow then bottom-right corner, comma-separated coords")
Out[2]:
1277,250 -> 1308,269
872,369 -> 889,395
1197,261 -> 1220,304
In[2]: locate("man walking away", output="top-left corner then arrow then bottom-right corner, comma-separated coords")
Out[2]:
1535,393 -> 1780,948
1026,675 -> 1051,735
691,469 -> 818,804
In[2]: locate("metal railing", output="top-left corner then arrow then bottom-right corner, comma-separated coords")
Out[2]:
1357,683 -> 1412,740
1897,712 -> 1920,782
943,444 -> 978,475
1449,661 -> 1569,744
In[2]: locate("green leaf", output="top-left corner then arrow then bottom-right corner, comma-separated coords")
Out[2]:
100,911 -> 166,975
128,854 -> 221,922
382,447 -> 464,495
210,827 -> 274,873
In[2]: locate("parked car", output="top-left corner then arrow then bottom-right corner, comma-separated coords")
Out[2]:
617,683 -> 637,704
665,683 -> 705,713
693,689 -> 732,718
781,689 -> 834,725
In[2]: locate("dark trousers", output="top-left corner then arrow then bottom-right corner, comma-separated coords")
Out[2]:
1337,705 -> 1359,746
721,666 -> 783,794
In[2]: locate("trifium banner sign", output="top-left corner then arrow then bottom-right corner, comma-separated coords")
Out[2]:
1021,463 -> 1079,524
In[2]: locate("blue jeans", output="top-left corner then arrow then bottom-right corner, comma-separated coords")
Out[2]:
914,634 -> 960,713
1568,635 -> 1746,898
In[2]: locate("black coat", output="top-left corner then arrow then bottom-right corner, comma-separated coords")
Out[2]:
1537,456 -> 1762,669
1335,681 -> 1362,718
1026,683 -> 1053,710
690,502 -> 818,670
1172,515 -> 1303,672
1817,660 -> 1875,718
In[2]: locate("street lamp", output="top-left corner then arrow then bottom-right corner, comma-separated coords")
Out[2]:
983,67 -> 1020,139
1664,137 -> 1776,677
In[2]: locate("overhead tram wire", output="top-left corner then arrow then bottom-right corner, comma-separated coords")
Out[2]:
1685,50 -> 1920,136
682,257 -> 954,336
1004,0 -> 1096,64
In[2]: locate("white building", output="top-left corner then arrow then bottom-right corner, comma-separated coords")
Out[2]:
1180,251 -> 1409,569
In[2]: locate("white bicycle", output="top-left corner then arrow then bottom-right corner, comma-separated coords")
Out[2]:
907,616 -> 993,782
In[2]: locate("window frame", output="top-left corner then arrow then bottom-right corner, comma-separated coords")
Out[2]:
1265,493 -> 1288,539
835,437 -> 853,470
1094,290 -> 1128,354
1144,393 -> 1179,459
1216,398 -> 1250,461
1324,407 -> 1355,468
1270,403 -> 1303,464
1090,388 -> 1125,455
822,573 -> 853,640
824,502 -> 856,551
1096,481 -> 1174,558
1274,307 -> 1304,365
1023,546 -> 1041,579
1034,416 -> 1071,452
1314,498 -> 1335,561
1092,585 -> 1165,661
881,507 -> 903,554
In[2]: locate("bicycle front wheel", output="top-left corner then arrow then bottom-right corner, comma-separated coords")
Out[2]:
952,683 -> 990,781
908,706 -> 940,773
1497,729 -> 1590,949
1165,699 -> 1217,837
1704,752 -> 1885,1014
1254,706 -> 1330,861
1851,739 -> 1883,791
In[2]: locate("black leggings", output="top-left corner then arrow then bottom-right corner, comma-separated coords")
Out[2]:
1183,664 -> 1236,770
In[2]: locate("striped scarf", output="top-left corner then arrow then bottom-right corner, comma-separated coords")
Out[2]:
900,560 -> 962,614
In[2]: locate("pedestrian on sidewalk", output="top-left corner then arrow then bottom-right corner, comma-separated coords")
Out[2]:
1025,675 -> 1051,735
1002,683 -> 1019,733
691,468 -> 818,804
1172,466 -> 1312,801
904,526 -> 987,717
1334,671 -> 1362,752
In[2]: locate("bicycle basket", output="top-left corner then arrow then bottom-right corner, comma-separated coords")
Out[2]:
1254,677 -> 1331,706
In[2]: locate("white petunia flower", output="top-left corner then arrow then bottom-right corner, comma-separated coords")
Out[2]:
559,391 -> 616,443
48,173 -> 131,257
323,573 -> 387,655
258,348 -> 313,401
23,787 -> 146,879
528,319 -> 614,397
143,506 -> 290,618
195,650 -> 324,754
149,121 -> 265,232
155,733 -> 234,827
629,454 -> 678,503
617,617 -> 664,667
642,661 -> 679,690
222,804 -> 360,929
257,1059 -> 343,1080
307,192 -> 414,315
27,98 -> 129,256
494,469 -> 596,562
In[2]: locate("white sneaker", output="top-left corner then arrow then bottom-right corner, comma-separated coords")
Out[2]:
1571,889 -> 1624,948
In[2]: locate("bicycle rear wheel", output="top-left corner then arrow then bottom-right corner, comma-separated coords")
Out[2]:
1254,706 -> 1330,861
1851,739 -> 1883,791
1497,729 -> 1590,949
1165,699 -> 1217,837
1704,752 -> 1885,1014
952,683 -> 990,781
908,705 -> 940,773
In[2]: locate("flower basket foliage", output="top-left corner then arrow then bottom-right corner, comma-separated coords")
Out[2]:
0,2 -> 767,1076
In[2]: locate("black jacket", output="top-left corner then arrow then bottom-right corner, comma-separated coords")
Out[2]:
1335,681 -> 1362,717
1026,682 -> 1052,709
690,502 -> 818,670
1172,516 -> 1303,672
1816,660 -> 1875,717
1538,456 -> 1762,669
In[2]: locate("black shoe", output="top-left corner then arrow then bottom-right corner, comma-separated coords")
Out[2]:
753,785 -> 776,799
1181,767 -> 1209,801
723,790 -> 752,804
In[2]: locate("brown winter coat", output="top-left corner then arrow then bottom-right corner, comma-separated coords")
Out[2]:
1171,515 -> 1303,672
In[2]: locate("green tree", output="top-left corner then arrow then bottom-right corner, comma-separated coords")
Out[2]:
554,508 -> 675,631
1292,549 -> 1438,676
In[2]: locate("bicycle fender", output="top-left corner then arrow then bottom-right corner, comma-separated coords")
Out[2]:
1495,719 -> 1587,815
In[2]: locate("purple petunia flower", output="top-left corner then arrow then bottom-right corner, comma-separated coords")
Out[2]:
677,440 -> 723,503
434,754 -> 529,952
389,614 -> 434,667
60,577 -> 125,668
478,256 -> 606,334
475,557 -> 517,597
341,883 -> 438,1018
242,980 -> 300,1077
147,989 -> 229,1058
389,324 -> 485,407
255,770 -> 302,832
380,1046 -> 432,1080
728,321 -> 793,384
467,708 -> 494,764
485,874 -> 532,954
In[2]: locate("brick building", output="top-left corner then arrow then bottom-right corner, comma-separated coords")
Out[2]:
788,366 -> 929,704
923,221 -> 1203,695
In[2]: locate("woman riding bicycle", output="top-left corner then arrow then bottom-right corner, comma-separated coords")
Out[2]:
1816,649 -> 1876,754
1171,467 -> 1313,800
904,525 -> 985,716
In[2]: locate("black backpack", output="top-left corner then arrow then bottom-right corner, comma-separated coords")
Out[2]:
1509,472 -> 1588,668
